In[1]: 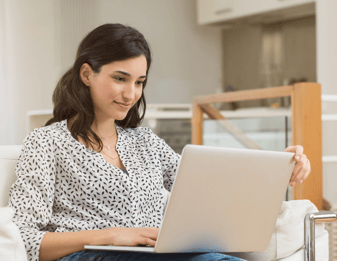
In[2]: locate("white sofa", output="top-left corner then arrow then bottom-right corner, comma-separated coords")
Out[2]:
0,145 -> 22,208
0,145 -> 330,261
0,145 -> 28,261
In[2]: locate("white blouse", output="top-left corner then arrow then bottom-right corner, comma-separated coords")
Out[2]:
8,120 -> 181,261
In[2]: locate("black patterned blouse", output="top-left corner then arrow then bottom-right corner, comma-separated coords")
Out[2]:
8,119 -> 181,261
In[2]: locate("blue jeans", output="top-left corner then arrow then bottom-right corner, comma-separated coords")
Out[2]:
59,250 -> 245,261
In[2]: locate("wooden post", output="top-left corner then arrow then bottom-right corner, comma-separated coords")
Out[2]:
291,83 -> 322,209
192,102 -> 203,145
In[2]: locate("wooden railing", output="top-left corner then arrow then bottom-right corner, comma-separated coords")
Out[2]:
192,83 -> 322,210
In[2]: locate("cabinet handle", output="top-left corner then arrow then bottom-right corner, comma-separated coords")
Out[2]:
214,8 -> 233,16
277,0 -> 294,1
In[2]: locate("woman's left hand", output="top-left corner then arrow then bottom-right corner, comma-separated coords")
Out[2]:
284,145 -> 311,187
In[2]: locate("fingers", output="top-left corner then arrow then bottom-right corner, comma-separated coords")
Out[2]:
289,154 -> 311,187
140,227 -> 159,240
291,154 -> 307,178
139,237 -> 156,247
294,145 -> 304,162
284,145 -> 311,187
284,145 -> 303,162
107,227 -> 159,246
137,228 -> 158,246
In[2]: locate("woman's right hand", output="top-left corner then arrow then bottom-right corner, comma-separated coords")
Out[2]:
94,227 -> 160,247
40,227 -> 159,261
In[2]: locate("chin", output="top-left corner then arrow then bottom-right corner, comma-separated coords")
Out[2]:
113,112 -> 129,121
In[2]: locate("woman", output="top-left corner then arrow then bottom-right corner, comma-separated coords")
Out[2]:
8,23 -> 310,261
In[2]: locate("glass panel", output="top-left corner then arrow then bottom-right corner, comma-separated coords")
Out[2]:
203,116 -> 292,200
203,116 -> 292,151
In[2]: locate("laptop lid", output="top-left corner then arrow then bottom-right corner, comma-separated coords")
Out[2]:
155,145 -> 295,253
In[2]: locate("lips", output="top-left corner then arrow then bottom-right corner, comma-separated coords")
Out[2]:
114,101 -> 132,109
115,102 -> 132,106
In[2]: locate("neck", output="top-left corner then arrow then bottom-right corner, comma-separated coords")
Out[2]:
92,117 -> 117,139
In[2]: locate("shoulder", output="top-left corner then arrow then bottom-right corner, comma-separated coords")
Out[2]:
23,120 -> 68,148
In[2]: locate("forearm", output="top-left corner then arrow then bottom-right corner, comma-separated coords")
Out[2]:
39,229 -> 106,261
39,226 -> 159,261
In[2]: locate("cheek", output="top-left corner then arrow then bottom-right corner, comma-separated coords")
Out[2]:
92,83 -> 115,101
99,81 -> 114,96
135,88 -> 143,101
133,92 -> 142,106
101,88 -> 113,99
91,88 -> 105,104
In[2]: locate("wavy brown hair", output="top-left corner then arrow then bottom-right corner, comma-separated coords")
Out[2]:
45,23 -> 152,151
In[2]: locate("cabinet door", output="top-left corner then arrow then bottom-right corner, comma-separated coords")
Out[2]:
260,0 -> 315,13
197,0 -> 315,26
197,0 -> 235,25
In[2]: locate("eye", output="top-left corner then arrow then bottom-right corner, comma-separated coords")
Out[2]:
136,81 -> 145,86
114,76 -> 125,82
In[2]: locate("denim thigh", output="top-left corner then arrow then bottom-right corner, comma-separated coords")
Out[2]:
59,250 -> 245,261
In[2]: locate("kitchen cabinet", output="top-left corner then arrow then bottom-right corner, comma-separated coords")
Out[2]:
197,0 -> 315,25
262,0 -> 315,12
197,0 -> 264,25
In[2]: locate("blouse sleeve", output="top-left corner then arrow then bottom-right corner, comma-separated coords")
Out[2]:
145,128 -> 181,192
8,128 -> 56,261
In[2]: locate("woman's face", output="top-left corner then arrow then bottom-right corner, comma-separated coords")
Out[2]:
88,55 -> 147,122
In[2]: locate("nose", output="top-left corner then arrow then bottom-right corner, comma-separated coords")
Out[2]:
122,82 -> 136,101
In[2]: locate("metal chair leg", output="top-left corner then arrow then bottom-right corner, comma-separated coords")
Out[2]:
304,211 -> 337,261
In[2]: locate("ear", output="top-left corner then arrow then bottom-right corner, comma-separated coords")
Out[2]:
80,63 -> 92,86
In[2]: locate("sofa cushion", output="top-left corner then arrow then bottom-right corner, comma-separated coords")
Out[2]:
229,200 -> 328,261
276,199 -> 328,260
0,207 -> 28,261
0,145 -> 22,207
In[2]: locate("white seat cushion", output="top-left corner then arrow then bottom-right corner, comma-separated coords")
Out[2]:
230,200 -> 328,261
0,207 -> 28,261
0,145 -> 22,207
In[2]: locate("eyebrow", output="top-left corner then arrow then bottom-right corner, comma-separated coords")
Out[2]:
114,70 -> 147,79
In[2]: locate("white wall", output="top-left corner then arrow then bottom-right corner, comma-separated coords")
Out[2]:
2,0 -> 56,145
316,0 -> 337,97
316,0 -> 337,203
1,0 -> 222,145
0,0 -> 15,145
94,0 -> 222,104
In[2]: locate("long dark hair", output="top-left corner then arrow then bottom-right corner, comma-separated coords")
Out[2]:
45,23 -> 152,151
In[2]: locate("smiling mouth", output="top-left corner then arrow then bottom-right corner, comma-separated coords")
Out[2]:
114,101 -> 132,109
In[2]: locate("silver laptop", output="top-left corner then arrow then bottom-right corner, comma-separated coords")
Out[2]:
85,144 -> 295,253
